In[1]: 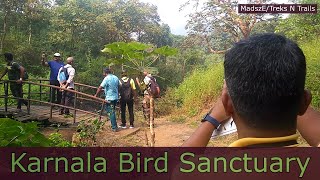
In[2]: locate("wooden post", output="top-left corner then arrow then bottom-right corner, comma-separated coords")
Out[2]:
4,82 -> 8,112
99,102 -> 105,121
73,92 -> 77,124
27,83 -> 31,114
39,80 -> 42,103
49,86 -> 53,120
149,96 -> 155,147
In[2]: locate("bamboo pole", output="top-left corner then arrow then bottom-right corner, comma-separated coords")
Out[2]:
149,96 -> 155,147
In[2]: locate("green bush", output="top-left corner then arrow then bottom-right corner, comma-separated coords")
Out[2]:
48,132 -> 73,147
300,38 -> 320,110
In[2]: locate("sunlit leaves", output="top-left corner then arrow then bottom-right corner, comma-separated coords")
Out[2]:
101,41 -> 178,73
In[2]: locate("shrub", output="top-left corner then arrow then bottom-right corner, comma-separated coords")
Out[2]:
300,38 -> 320,110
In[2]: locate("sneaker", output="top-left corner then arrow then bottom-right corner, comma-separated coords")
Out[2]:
112,128 -> 118,132
129,125 -> 134,129
118,124 -> 127,129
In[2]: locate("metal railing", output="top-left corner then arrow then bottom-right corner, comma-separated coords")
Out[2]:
0,79 -> 107,124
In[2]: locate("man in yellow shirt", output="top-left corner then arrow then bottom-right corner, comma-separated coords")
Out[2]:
118,70 -> 137,129
183,33 -> 318,147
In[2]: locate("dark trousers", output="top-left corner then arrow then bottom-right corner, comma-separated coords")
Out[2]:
10,83 -> 28,109
50,80 -> 62,104
60,89 -> 74,114
120,99 -> 134,126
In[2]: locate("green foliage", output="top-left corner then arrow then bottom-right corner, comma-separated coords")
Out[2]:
101,41 -> 178,74
77,119 -> 106,144
174,62 -> 224,116
0,0 -> 174,87
0,118 -> 50,147
48,132 -> 73,147
275,0 -> 320,42
300,38 -> 320,110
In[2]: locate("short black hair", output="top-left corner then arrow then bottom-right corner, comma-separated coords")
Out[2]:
121,70 -> 127,77
4,53 -> 13,61
104,68 -> 111,74
224,33 -> 306,130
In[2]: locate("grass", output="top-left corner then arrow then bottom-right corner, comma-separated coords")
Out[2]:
174,62 -> 224,116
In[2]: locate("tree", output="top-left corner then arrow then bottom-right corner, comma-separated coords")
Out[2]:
0,0 -> 24,52
275,0 -> 320,42
183,0 -> 267,53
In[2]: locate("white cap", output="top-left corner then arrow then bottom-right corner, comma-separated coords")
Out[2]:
53,53 -> 61,57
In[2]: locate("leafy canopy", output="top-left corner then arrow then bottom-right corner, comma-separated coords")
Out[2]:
101,41 -> 178,74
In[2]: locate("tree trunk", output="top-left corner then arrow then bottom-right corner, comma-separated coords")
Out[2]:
0,11 -> 8,53
28,20 -> 32,44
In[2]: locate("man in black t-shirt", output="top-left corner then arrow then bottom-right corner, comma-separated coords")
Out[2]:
0,53 -> 28,111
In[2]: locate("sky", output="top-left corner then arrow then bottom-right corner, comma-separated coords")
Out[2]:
140,0 -> 194,35
140,0 -> 290,36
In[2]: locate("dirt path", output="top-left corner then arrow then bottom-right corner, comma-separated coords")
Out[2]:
97,115 -> 196,147
152,117 -> 195,147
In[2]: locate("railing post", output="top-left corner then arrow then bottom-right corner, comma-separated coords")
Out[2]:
73,91 -> 77,124
39,79 -> 42,103
4,82 -> 8,112
27,83 -> 31,114
99,102 -> 105,121
49,86 -> 53,120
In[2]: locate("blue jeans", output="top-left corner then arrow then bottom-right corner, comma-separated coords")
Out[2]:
106,100 -> 117,130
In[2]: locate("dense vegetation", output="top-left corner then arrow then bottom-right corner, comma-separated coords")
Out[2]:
0,0 -> 319,147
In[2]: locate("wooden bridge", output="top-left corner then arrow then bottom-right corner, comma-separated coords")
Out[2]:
0,79 -> 109,125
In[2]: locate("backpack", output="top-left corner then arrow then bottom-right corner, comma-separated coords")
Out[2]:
119,78 -> 133,101
58,67 -> 69,84
11,62 -> 28,80
148,76 -> 160,98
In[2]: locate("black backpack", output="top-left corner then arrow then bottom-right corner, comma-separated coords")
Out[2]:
11,61 -> 28,80
119,78 -> 133,101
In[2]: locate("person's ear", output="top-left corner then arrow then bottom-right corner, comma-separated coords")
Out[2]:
298,90 -> 312,115
221,80 -> 234,116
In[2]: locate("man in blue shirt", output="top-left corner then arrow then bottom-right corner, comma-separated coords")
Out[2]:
41,52 -> 64,104
95,68 -> 119,132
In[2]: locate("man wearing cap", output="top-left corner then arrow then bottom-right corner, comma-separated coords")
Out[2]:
94,68 -> 119,132
41,52 -> 64,104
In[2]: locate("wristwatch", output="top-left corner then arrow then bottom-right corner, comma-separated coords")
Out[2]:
202,113 -> 221,129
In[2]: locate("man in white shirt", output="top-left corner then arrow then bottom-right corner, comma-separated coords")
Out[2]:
57,57 -> 75,115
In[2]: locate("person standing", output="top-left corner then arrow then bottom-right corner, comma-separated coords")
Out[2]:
57,57 -> 75,116
94,68 -> 119,132
136,70 -> 156,126
41,52 -> 64,104
0,53 -> 28,111
119,70 -> 137,129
